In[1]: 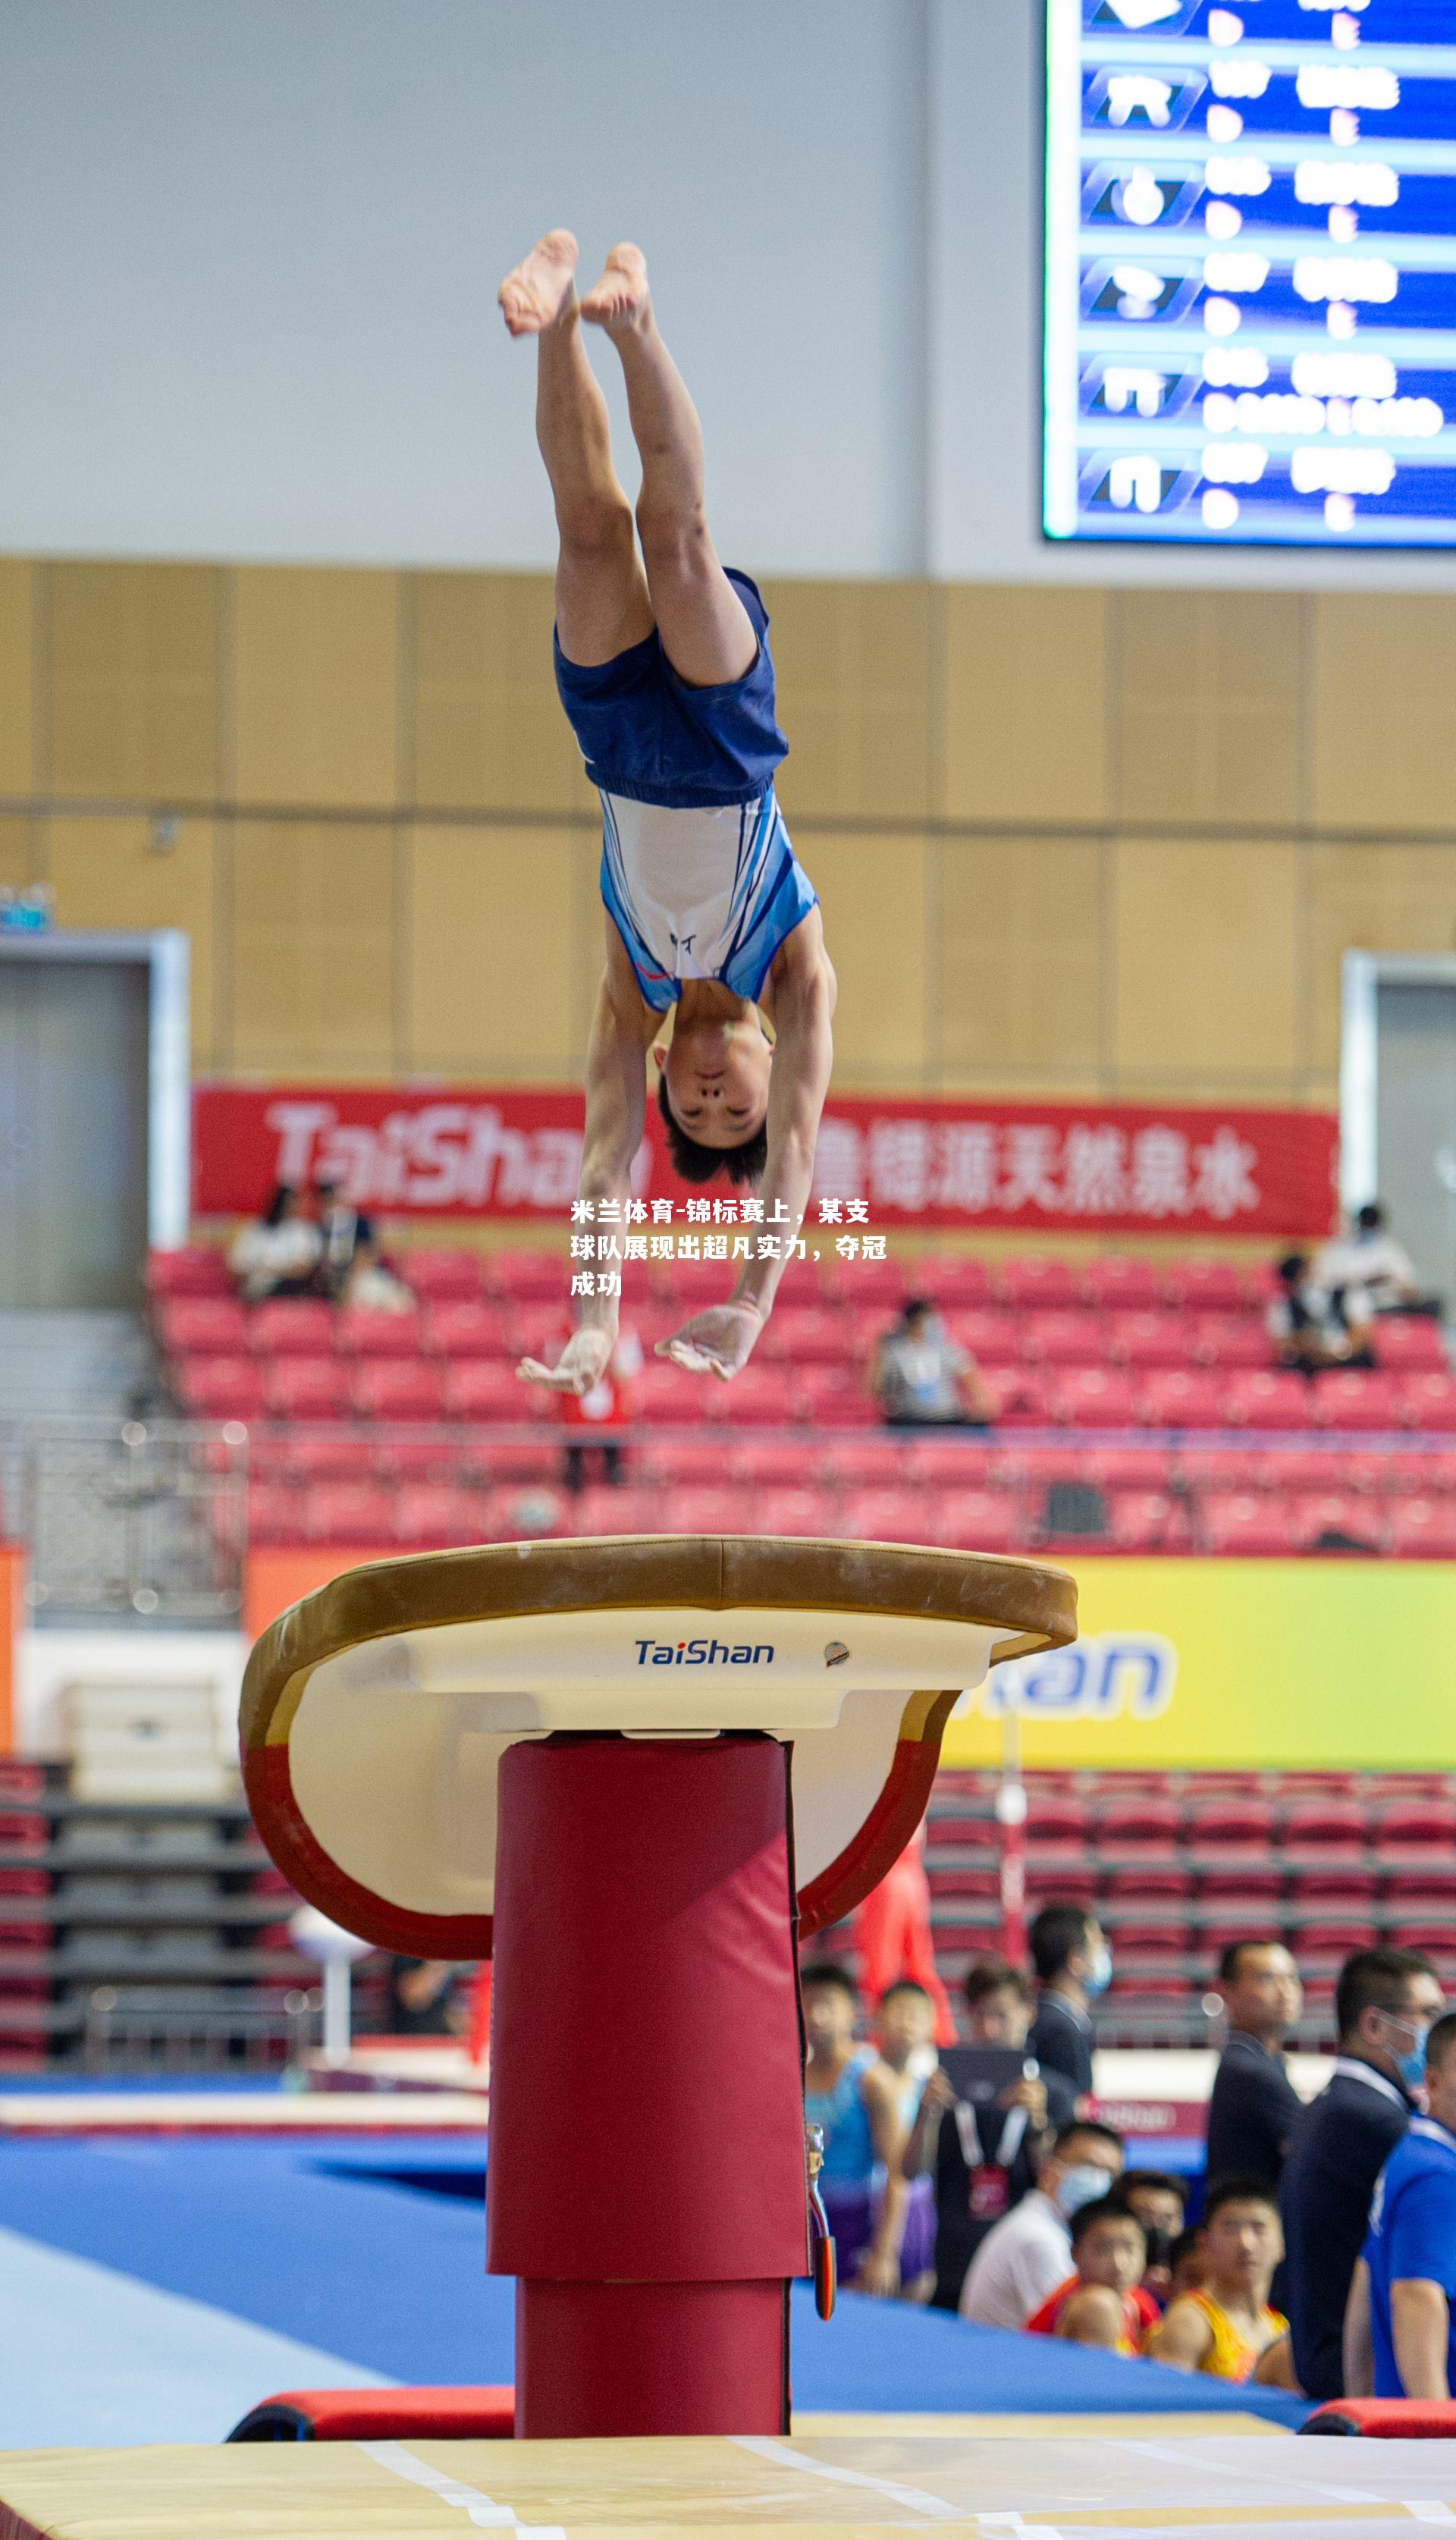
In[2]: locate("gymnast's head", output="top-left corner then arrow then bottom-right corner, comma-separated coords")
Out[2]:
653,1014 -> 771,1186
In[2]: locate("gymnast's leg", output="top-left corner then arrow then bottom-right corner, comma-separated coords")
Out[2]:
580,245 -> 757,690
498,228 -> 654,667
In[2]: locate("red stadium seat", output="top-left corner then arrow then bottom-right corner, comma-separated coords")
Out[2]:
147,1245 -> 231,1297
419,1301 -> 514,1360
928,1490 -> 1020,1553
941,1308 -> 1020,1363
903,1436 -> 1001,1487
1191,1313 -> 1269,1370
1384,1449 -> 1456,1495
336,1308 -> 424,1359
1400,1374 -> 1456,1433
1097,1794 -> 1183,1851
1163,1259 -> 1251,1312
1387,1497 -> 1456,1559
399,1246 -> 483,1301
490,1251 -> 566,1301
843,1260 -> 911,1309
1105,1863 -> 1193,1901
758,1307 -> 851,1365
1021,1310 -> 1105,1366
1385,1869 -> 1456,1910
1108,1916 -> 1190,1958
1139,1369 -> 1228,1430
176,1355 -> 265,1422
1015,1444 -> 1090,1487
1108,1490 -> 1189,1553
1200,1492 -> 1298,1555
816,1438 -> 909,1487
910,1256 -> 993,1307
263,1356 -> 352,1421
1298,1918 -> 1379,1959
661,1487 -> 746,1534
1109,1311 -> 1189,1368
720,1436 -> 817,1487
719,1367 -> 799,1424
350,1359 -> 447,1422
1251,1446 -> 1341,1495
1027,1790 -> 1088,1844
443,1364 -> 536,1423
842,1488 -> 935,1543
369,1434 -> 460,1483
1228,1370 -> 1316,1430
1373,1318 -> 1448,1371
1180,1446 -> 1265,1493
570,1484 -> 663,1535
755,1487 -> 834,1537
795,1369 -> 879,1427
305,1481 -> 394,1543
393,1486 -> 479,1548
1288,1492 -> 1385,1555
1281,1798 -> 1369,1854
249,1298 -> 335,1356
1058,1367 -> 1141,1427
1291,1864 -> 1378,1904
996,1257 -> 1080,1311
1375,1797 -> 1456,1853
1081,1257 -> 1165,1311
158,1295 -> 250,1355
1185,1795 -> 1276,1852
1386,1923 -> 1456,1968
487,1483 -> 568,1541
247,1483 -> 306,1545
1084,1443 -> 1177,1490
1311,1370 -> 1404,1433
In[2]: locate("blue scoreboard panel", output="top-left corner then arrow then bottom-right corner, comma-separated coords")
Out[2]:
1043,2 -> 1456,546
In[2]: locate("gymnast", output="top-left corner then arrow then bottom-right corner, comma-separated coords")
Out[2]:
499,231 -> 836,1389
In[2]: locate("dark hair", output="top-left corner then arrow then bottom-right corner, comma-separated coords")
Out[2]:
1335,1945 -> 1438,2043
1426,2010 -> 1456,2072
880,1978 -> 932,2007
263,1183 -> 296,1227
1052,2118 -> 1123,2160
1218,1937 -> 1290,1986
1169,2224 -> 1203,2275
1357,1202 -> 1385,1232
1031,1902 -> 1094,1983
657,1075 -> 767,1189
1122,2168 -> 1186,2212
1276,1251 -> 1307,1286
800,1959 -> 858,2002
1202,2174 -> 1280,2228
900,1296 -> 934,1325
964,1954 -> 1033,2010
1070,2192 -> 1143,2250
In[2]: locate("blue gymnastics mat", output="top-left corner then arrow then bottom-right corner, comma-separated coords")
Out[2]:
0,2135 -> 1309,2441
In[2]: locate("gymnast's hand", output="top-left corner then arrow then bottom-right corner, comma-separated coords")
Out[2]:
657,1301 -> 764,1381
517,1327 -> 614,1396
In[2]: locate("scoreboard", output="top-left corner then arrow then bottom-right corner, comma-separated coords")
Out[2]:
1043,1 -> 1456,547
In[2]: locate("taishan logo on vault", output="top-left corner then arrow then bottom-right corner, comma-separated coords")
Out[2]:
635,1639 -> 775,1666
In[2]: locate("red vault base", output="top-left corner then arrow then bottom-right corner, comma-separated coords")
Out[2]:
486,1734 -> 808,2438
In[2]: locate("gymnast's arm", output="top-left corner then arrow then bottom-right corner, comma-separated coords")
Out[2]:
517,946 -> 651,1396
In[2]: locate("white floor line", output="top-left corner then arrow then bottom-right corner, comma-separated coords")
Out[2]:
731,2433 -> 973,2523
0,2220 -> 394,2447
359,2441 -> 566,2535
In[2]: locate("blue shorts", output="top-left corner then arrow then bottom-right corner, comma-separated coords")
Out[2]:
554,569 -> 789,809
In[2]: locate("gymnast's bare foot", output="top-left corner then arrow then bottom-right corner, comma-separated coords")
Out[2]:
579,243 -> 651,335
497,229 -> 579,336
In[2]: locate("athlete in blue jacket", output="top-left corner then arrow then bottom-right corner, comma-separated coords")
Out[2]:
1346,2009 -> 1456,2400
499,231 -> 836,1390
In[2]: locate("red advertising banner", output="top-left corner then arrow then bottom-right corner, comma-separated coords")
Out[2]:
193,1084 -> 1338,1238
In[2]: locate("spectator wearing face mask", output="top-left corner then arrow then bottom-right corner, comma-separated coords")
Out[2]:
1279,1945 -> 1443,2402
959,2118 -> 1125,2329
1027,1903 -> 1112,2103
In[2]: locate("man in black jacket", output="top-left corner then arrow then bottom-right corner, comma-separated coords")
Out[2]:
1207,1938 -> 1305,2188
1027,1902 -> 1110,2102
1280,1946 -> 1442,2400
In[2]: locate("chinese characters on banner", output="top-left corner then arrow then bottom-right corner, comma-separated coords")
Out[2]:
191,1085 -> 1338,1239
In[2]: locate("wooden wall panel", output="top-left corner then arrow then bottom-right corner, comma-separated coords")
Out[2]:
411,572 -> 592,816
937,834 -> 1103,1088
1307,841 -> 1456,1086
1311,595 -> 1456,834
1113,592 -> 1304,829
807,830 -> 927,1084
232,568 -> 398,809
1113,837 -> 1300,1089
229,821 -> 396,1074
939,588 -> 1108,826
767,580 -> 931,822
47,563 -> 220,800
45,815 -> 217,1063
0,818 -> 38,887
0,563 -> 33,796
407,824 -> 582,1077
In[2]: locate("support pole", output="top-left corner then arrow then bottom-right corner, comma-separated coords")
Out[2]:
997,1707 -> 1028,1964
486,1733 -> 808,2438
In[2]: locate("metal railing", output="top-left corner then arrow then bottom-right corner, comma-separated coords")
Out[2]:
81,1983 -> 324,2073
2,1415 -> 246,1622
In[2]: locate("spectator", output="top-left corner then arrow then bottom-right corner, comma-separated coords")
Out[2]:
1266,1252 -> 1373,1374
905,1955 -> 1074,2314
1028,1902 -> 1111,2102
1345,2010 -> 1456,2401
959,2118 -> 1124,2329
228,1183 -> 322,1302
801,1961 -> 908,2297
1120,2170 -> 1188,2305
1168,2224 -> 1207,2302
1207,1939 -> 1305,2190
1279,1945 -> 1443,2401
386,1956 -> 464,2036
875,1979 -> 940,2302
1313,1202 -> 1439,1320
1025,2196 -> 1158,2353
871,1300 -> 994,1430
341,1234 -> 416,1314
1145,2177 -> 1296,2387
559,1324 -> 644,1490
315,1179 -> 375,1299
